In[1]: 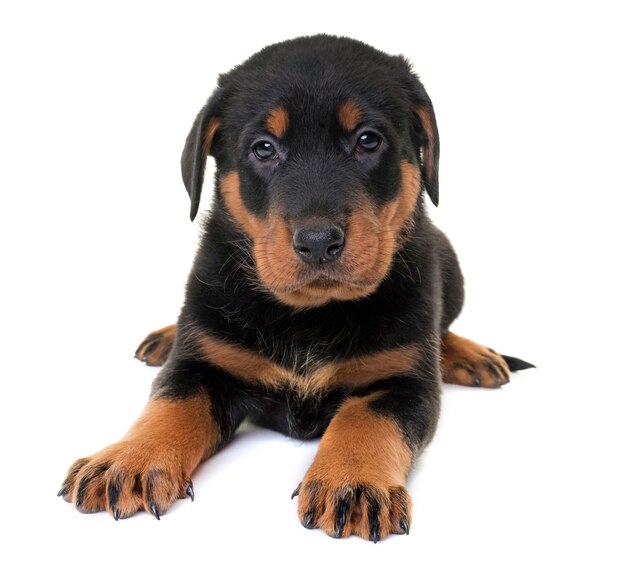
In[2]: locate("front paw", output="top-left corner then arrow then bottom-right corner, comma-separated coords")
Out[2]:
294,475 -> 411,542
58,441 -> 194,520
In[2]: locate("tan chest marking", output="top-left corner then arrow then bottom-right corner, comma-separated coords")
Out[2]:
193,333 -> 421,396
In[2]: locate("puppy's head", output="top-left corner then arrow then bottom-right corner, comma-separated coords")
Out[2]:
182,35 -> 439,308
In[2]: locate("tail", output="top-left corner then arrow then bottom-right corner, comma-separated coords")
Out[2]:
501,355 -> 536,372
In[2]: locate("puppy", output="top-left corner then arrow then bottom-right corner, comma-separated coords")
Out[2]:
59,35 -> 533,541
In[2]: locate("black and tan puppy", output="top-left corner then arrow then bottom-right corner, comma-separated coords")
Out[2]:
59,35 -> 533,541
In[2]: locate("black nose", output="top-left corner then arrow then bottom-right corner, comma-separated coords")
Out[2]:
293,225 -> 345,264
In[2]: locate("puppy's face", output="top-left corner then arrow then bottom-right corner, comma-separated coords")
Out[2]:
182,36 -> 439,308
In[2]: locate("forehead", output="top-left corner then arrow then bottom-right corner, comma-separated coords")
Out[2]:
221,37 -> 411,130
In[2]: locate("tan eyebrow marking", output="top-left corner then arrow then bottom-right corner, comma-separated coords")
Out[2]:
265,106 -> 290,138
337,100 -> 363,132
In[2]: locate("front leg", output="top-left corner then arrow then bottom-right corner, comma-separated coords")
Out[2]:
59,361 -> 242,519
295,373 -> 440,541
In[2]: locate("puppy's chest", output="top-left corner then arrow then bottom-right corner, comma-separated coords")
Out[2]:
195,324 -> 420,400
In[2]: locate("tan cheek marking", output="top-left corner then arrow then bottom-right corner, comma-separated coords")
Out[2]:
378,160 -> 421,232
340,200 -> 384,281
220,171 -> 264,239
328,159 -> 420,294
254,215 -> 303,292
266,106 -> 289,139
370,160 -> 420,275
340,162 -> 420,291
338,100 -> 363,132
219,174 -> 304,296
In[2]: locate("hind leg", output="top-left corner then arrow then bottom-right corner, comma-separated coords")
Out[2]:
441,332 -> 511,388
135,324 -> 177,366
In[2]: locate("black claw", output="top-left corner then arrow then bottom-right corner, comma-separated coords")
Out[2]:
113,507 -> 120,521
57,485 -> 68,498
107,478 -> 120,509
492,373 -> 503,387
186,483 -> 195,502
291,483 -> 301,500
149,502 -> 161,520
400,517 -> 410,535
488,361 -> 508,386
75,475 -> 90,509
334,496 -> 351,538
303,510 -> 315,529
368,497 -> 381,543
370,522 -> 380,543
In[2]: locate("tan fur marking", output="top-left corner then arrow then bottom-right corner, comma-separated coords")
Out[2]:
196,333 -> 293,389
202,118 -> 221,156
195,331 -> 420,395
337,100 -> 363,132
313,394 -> 412,483
266,106 -> 289,139
312,345 -> 420,391
298,393 -> 413,539
254,214 -> 300,292
124,396 -> 218,461
220,171 -> 264,239
441,332 -> 511,388
378,160 -> 421,235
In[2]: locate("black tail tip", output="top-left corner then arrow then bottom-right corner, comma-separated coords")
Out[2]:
501,355 -> 536,372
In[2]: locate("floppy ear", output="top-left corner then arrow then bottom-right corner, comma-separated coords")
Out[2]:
181,89 -> 224,221
403,68 -> 440,207
414,101 -> 440,207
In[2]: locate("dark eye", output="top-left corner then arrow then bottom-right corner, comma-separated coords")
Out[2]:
252,140 -> 277,160
356,131 -> 382,152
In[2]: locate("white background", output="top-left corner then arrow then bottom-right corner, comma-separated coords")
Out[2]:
1,1 -> 624,563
